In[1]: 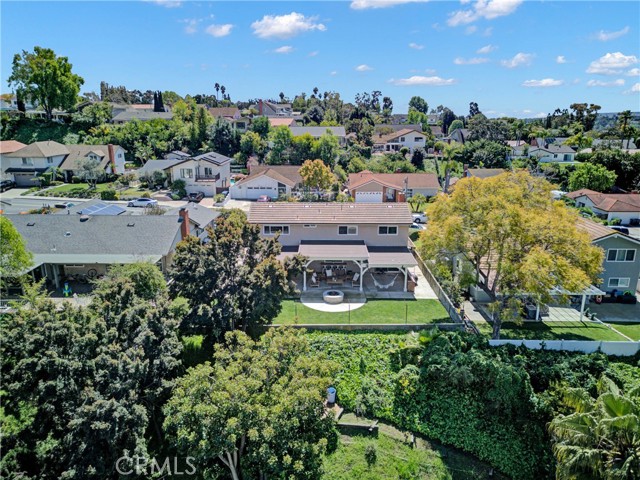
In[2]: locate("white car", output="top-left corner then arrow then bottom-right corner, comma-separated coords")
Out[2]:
411,223 -> 426,230
128,198 -> 158,208
412,213 -> 428,223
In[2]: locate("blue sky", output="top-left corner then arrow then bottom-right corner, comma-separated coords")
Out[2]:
1,1 -> 639,117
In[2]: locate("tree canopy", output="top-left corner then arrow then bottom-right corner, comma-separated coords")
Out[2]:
568,163 -> 617,192
0,217 -> 33,278
8,47 -> 84,120
300,159 -> 336,192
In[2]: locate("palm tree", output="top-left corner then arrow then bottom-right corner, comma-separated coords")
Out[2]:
549,376 -> 640,480
214,83 -> 220,100
618,110 -> 633,148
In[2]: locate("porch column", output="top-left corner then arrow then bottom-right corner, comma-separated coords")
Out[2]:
535,303 -> 540,321
303,270 -> 307,292
403,267 -> 408,292
579,293 -> 586,322
52,265 -> 60,289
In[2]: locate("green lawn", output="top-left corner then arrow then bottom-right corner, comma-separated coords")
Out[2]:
30,182 -> 153,200
472,319 -> 629,341
273,299 -> 450,325
605,322 -> 640,341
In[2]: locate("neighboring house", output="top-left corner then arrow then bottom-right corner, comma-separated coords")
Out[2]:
167,202 -> 219,240
135,158 -> 184,184
167,151 -> 232,196
348,171 -> 440,203
59,144 -> 126,181
374,124 -> 423,134
372,128 -> 427,153
463,165 -> 507,179
5,213 -> 188,287
269,118 -> 295,128
289,126 -> 347,145
208,107 -> 249,132
567,189 -> 640,225
578,218 -> 640,294
426,125 -> 444,138
0,140 -> 27,181
529,144 -> 577,164
448,128 -> 470,144
230,165 -> 302,200
426,114 -> 440,125
3,141 -> 68,186
247,203 -> 418,292
112,110 -> 173,123
253,100 -> 293,117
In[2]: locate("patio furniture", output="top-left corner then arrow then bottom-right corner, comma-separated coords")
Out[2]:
309,273 -> 320,288
351,272 -> 360,287
327,278 -> 344,286
372,274 -> 398,290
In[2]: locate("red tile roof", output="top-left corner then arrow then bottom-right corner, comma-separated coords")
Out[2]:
348,172 -> 440,190
0,140 -> 27,154
567,189 -> 640,213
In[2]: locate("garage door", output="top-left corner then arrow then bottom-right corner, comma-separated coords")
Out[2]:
246,187 -> 277,200
355,191 -> 383,203
14,173 -> 40,187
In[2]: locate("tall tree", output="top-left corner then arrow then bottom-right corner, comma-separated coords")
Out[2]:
251,115 -> 270,139
8,47 -> 84,120
0,217 -> 33,279
314,131 -> 340,166
299,159 -> 335,192
408,96 -> 429,114
469,102 -> 481,118
618,110 -> 634,148
214,82 -> 220,100
267,125 -> 293,165
164,328 -> 338,480
420,172 -> 603,338
568,163 -> 617,192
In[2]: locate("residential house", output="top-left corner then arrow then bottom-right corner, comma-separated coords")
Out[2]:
135,158 -> 184,185
289,126 -> 347,146
529,144 -> 577,164
59,144 -> 126,181
208,107 -> 249,132
112,110 -> 173,123
230,165 -> 302,200
167,202 -> 219,240
426,125 -> 444,138
348,171 -> 440,203
167,151 -> 232,196
374,124 -> 423,134
247,203 -> 418,292
567,189 -> 640,225
269,117 -> 295,128
5,213 -> 189,287
3,141 -> 68,186
578,218 -> 640,294
253,100 -> 293,117
463,165 -> 507,179
0,140 -> 27,181
372,128 -> 427,153
447,128 -> 470,144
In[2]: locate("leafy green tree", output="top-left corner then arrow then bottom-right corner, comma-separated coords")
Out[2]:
408,96 -> 428,114
195,106 -> 211,150
267,125 -> 293,164
304,104 -> 324,125
8,47 -> 84,120
618,110 -> 634,149
239,131 -> 265,161
420,172 -> 603,338
460,139 -> 511,169
164,328 -> 338,480
300,159 -> 335,192
169,213 -> 290,343
583,150 -> 640,191
71,102 -> 112,129
76,158 -> 105,188
449,119 -> 464,132
314,131 -> 340,166
406,108 -> 428,131
209,117 -> 240,157
251,116 -> 270,139
408,193 -> 427,213
0,217 -> 33,278
411,147 -> 426,170
568,163 -> 617,192
467,114 -> 508,142
291,133 -> 317,164
549,376 -> 640,480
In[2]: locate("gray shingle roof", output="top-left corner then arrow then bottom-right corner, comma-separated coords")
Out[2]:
5,141 -> 69,158
112,110 -> 173,122
289,126 -> 346,137
136,159 -> 185,174
59,144 -> 125,171
166,203 -> 219,228
248,203 -> 413,224
6,214 -> 182,265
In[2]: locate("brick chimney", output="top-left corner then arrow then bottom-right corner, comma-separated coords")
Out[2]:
178,207 -> 190,240
463,164 -> 469,177
107,144 -> 116,173
258,99 -> 263,115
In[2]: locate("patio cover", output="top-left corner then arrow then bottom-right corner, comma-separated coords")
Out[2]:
298,241 -> 369,261
550,285 -> 606,296
368,248 -> 417,267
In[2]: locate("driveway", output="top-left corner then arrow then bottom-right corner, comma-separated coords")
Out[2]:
223,199 -> 252,212
0,188 -> 30,201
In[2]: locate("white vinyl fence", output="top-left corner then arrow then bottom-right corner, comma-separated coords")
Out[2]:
489,339 -> 640,356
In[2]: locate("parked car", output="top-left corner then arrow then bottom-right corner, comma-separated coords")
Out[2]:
188,191 -> 205,203
257,195 -> 271,202
54,202 -> 75,209
0,180 -> 16,192
609,226 -> 630,235
411,223 -> 426,230
128,198 -> 159,208
412,213 -> 428,223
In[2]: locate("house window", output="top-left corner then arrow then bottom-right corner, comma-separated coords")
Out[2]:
303,224 -> 317,228
263,225 -> 289,235
405,189 -> 414,198
204,167 -> 213,176
414,137 -> 423,142
608,278 -> 630,288
378,226 -> 398,235
180,168 -> 193,179
400,137 -> 405,142
607,249 -> 636,262
338,225 -> 358,235
554,154 -> 558,158
118,153 -> 123,158
21,158 -> 31,165
563,154 -> 571,161
236,122 -> 246,129
47,157 -> 53,164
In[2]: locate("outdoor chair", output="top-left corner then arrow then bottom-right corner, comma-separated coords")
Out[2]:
309,273 -> 320,288
351,272 -> 360,287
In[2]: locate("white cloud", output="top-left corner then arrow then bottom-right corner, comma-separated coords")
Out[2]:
593,26 -> 630,41
534,112 -> 547,119
355,64 -> 373,72
206,24 -> 233,38
483,27 -> 493,36
522,78 -> 564,88
146,0 -> 182,8
251,12 -> 326,39
556,55 -> 567,64
453,57 -> 489,65
586,52 -> 638,75
586,79 -> 625,87
500,52 -> 533,68
627,68 -> 640,76
477,44 -> 496,54
409,42 -> 424,50
181,18 -> 199,34
350,0 -> 429,10
465,25 -> 477,35
389,75 -> 456,86
624,82 -> 640,94
448,0 -> 523,27
274,45 -> 293,54
330,71 -> 338,76
308,51 -> 319,57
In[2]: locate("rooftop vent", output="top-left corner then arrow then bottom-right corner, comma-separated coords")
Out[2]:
64,232 -> 71,237
79,215 -> 90,222
27,222 -> 35,227
127,222 -> 135,227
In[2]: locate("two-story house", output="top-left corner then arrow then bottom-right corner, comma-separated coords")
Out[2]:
567,189 -> 640,225
289,126 -> 347,146
167,151 -> 232,196
248,203 -> 417,292
254,100 -> 293,117
529,144 -> 577,164
0,140 -> 27,181
348,171 -> 440,203
578,218 -> 640,295
372,128 -> 426,153
4,141 -> 69,186
59,144 -> 126,181
208,107 -> 249,132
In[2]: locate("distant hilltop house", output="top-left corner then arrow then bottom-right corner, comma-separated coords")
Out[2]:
347,171 -> 440,203
230,165 -> 302,200
208,107 -> 249,132
250,100 -> 293,117
372,128 -> 427,153
289,126 -> 347,145
529,144 -> 577,164
1,140 -> 126,186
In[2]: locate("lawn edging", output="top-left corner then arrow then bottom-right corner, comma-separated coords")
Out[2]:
265,323 -> 464,332
488,338 -> 640,356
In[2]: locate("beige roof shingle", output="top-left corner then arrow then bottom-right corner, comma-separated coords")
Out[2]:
248,203 -> 413,224
348,172 -> 440,190
6,141 -> 69,158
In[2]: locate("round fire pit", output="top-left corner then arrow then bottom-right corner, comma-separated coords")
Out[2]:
323,290 -> 344,305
